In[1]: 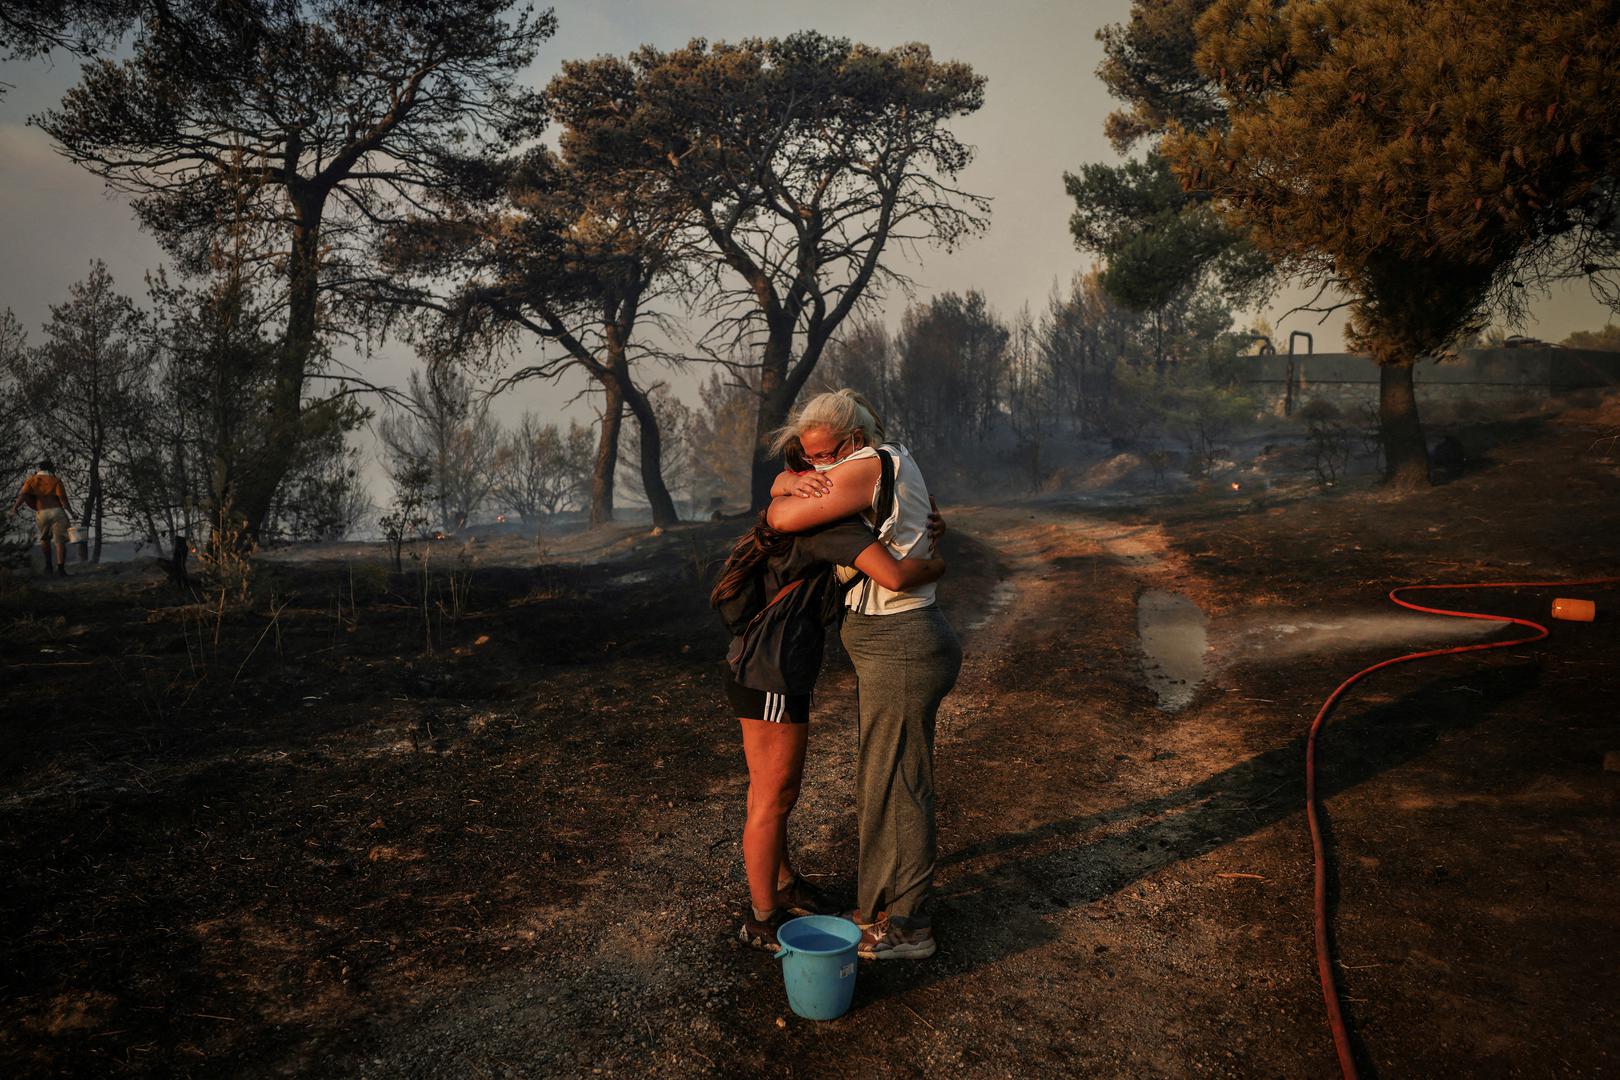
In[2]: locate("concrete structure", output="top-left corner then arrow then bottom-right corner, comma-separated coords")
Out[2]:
1244,347 -> 1620,415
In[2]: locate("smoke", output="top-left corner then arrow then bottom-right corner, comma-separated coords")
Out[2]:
1212,611 -> 1501,666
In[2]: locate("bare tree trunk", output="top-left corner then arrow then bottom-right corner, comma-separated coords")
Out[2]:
79,450 -> 100,563
621,382 -> 679,527
749,333 -> 797,509
92,485 -> 104,563
1379,362 -> 1429,489
237,198 -> 322,544
590,381 -> 623,527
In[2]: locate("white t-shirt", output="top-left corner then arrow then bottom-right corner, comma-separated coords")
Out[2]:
832,443 -> 936,615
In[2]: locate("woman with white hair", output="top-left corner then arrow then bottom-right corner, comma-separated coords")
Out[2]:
765,388 -> 962,960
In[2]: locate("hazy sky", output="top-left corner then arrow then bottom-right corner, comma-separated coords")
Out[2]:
2,0 -> 1615,434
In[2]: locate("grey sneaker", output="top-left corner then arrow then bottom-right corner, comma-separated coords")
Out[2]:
857,915 -> 936,960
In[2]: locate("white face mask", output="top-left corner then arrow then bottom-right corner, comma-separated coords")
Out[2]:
807,437 -> 866,472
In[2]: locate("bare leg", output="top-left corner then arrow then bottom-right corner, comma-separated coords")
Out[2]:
54,542 -> 67,570
739,717 -> 808,918
41,541 -> 53,572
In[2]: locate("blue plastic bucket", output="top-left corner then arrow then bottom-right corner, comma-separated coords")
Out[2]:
775,915 -> 861,1020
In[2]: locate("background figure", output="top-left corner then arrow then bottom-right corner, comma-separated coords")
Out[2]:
11,458 -> 74,577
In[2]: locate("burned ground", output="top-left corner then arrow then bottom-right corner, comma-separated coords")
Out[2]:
3,402 -> 1618,1078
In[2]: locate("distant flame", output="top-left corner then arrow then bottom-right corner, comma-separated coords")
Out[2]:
496,514 -> 507,524
1230,482 -> 1242,491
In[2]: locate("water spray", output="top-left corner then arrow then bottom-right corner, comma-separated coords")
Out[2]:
1306,575 -> 1619,1079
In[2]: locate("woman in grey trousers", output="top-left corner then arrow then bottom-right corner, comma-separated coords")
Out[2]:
766,389 -> 962,960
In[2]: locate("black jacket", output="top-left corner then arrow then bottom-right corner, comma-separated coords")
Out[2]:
726,517 -> 875,695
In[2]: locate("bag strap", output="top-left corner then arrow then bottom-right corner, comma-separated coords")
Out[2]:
872,448 -> 896,534
740,576 -> 805,635
854,448 -> 897,614
764,577 -> 805,611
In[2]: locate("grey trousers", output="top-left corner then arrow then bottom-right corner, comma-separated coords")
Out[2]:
840,605 -> 962,930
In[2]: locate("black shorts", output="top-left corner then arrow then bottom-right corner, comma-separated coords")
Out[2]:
725,676 -> 811,724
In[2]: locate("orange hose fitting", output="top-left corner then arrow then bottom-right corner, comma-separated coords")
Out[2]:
1551,597 -> 1596,622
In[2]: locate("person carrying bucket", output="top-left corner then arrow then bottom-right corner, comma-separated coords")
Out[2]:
11,458 -> 74,577
712,435 -> 946,953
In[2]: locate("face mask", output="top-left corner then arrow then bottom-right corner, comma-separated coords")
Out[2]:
805,435 -> 864,471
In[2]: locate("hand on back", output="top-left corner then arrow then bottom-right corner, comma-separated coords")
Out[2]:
785,472 -> 833,499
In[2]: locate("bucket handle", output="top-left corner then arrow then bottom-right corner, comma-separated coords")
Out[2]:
775,944 -> 795,961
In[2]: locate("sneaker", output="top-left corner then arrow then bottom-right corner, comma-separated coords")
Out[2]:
857,915 -> 936,961
777,875 -> 844,917
739,908 -> 789,953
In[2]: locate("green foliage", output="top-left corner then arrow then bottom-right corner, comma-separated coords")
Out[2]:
1096,0 -> 1225,153
1066,153 -> 1270,314
1165,0 -> 1620,485
139,268 -> 367,546
1166,378 -> 1255,479
1077,3 -> 1271,321
35,0 -> 556,537
1169,0 -> 1620,364
1099,350 -> 1255,467
546,31 -> 992,506
274,403 -> 371,542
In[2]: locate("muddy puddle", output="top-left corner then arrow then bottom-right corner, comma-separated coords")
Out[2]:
1137,589 -> 1209,712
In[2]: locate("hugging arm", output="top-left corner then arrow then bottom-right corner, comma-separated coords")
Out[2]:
770,470 -> 833,499
852,542 -> 946,592
765,456 -> 882,533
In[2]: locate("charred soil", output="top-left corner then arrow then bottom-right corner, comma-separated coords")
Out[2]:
3,403 -> 1619,1078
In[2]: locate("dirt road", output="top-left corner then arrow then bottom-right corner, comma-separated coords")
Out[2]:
4,407 -> 1619,1078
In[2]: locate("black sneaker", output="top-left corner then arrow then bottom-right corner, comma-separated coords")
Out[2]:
739,908 -> 789,953
777,875 -> 844,917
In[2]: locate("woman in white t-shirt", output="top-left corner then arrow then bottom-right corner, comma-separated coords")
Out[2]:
765,389 -> 962,961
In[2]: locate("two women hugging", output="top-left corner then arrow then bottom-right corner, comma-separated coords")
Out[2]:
712,389 -> 962,962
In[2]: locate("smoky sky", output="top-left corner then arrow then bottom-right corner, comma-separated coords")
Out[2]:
2,0 -> 1613,438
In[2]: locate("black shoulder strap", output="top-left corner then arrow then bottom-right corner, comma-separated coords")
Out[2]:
872,448 -> 896,534
854,448 -> 897,614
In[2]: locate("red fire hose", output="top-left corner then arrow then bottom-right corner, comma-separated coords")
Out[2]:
1305,576 -> 1620,1078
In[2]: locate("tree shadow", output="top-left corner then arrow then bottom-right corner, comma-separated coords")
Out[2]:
854,660 -> 1541,1045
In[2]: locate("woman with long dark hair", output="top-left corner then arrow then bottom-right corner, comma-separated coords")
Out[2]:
714,500 -> 945,952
